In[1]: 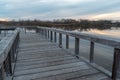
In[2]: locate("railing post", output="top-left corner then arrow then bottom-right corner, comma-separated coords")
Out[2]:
40,29 -> 42,34
48,30 -> 49,39
66,35 -> 69,49
75,37 -> 79,56
42,29 -> 44,36
112,48 -> 120,80
59,33 -> 62,48
25,28 -> 26,34
43,29 -> 45,37
11,46 -> 15,63
44,29 -> 46,38
0,66 -> 5,80
45,30 -> 47,38
41,29 -> 43,36
54,32 -> 57,42
8,53 -> 12,75
43,29 -> 45,36
50,31 -> 53,42
4,31 -> 6,37
90,41 -> 94,63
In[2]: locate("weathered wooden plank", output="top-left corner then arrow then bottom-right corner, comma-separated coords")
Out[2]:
14,65 -> 90,80
18,46 -> 58,52
18,48 -> 63,55
14,62 -> 86,76
18,44 -> 57,50
34,68 -> 99,80
17,55 -> 73,64
68,73 -> 108,80
17,52 -> 69,60
15,56 -> 75,71
19,49 -> 65,57
15,58 -> 79,71
17,50 -> 68,57
16,55 -> 72,63
13,32 -> 111,80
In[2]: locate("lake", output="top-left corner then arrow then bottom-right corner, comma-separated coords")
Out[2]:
54,27 -> 120,72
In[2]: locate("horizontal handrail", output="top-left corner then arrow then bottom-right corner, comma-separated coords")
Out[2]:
0,28 -> 19,80
37,27 -> 120,49
37,26 -> 120,80
0,28 -> 15,31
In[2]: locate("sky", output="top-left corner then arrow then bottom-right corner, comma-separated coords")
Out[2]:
0,0 -> 120,21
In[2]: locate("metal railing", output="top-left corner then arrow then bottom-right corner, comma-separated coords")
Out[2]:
37,27 -> 120,80
0,28 -> 19,80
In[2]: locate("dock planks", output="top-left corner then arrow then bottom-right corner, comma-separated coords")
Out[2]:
13,32 -> 111,80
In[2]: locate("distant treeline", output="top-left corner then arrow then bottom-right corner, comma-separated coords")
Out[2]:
0,19 -> 120,30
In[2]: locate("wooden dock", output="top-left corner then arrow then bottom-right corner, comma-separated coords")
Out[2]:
1,27 -> 120,80
13,32 -> 110,80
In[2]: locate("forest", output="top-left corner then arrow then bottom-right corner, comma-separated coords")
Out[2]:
0,19 -> 120,30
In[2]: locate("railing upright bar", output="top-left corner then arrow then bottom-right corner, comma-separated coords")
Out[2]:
59,33 -> 62,48
66,35 -> 69,49
75,37 -> 79,57
48,30 -> 49,39
43,29 -> 45,37
45,29 -> 46,37
90,41 -> 94,63
41,29 -> 43,36
50,31 -> 53,42
42,29 -> 43,36
0,66 -> 5,80
112,48 -> 120,80
8,53 -> 12,75
40,29 -> 41,35
45,30 -> 47,38
54,32 -> 57,42
46,30 -> 48,38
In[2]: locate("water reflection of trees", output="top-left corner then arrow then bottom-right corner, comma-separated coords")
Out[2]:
0,19 -> 120,31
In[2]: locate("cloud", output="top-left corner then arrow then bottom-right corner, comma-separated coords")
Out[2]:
0,18 -> 9,21
89,11 -> 120,20
0,0 -> 120,20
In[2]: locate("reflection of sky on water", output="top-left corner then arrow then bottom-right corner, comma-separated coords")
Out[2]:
74,28 -> 120,42
62,28 -> 120,71
85,29 -> 120,38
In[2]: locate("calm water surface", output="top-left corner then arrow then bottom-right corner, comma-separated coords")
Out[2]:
57,27 -> 120,72
78,27 -> 120,41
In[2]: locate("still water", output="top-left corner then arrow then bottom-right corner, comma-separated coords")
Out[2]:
78,27 -> 120,41
55,27 -> 120,72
